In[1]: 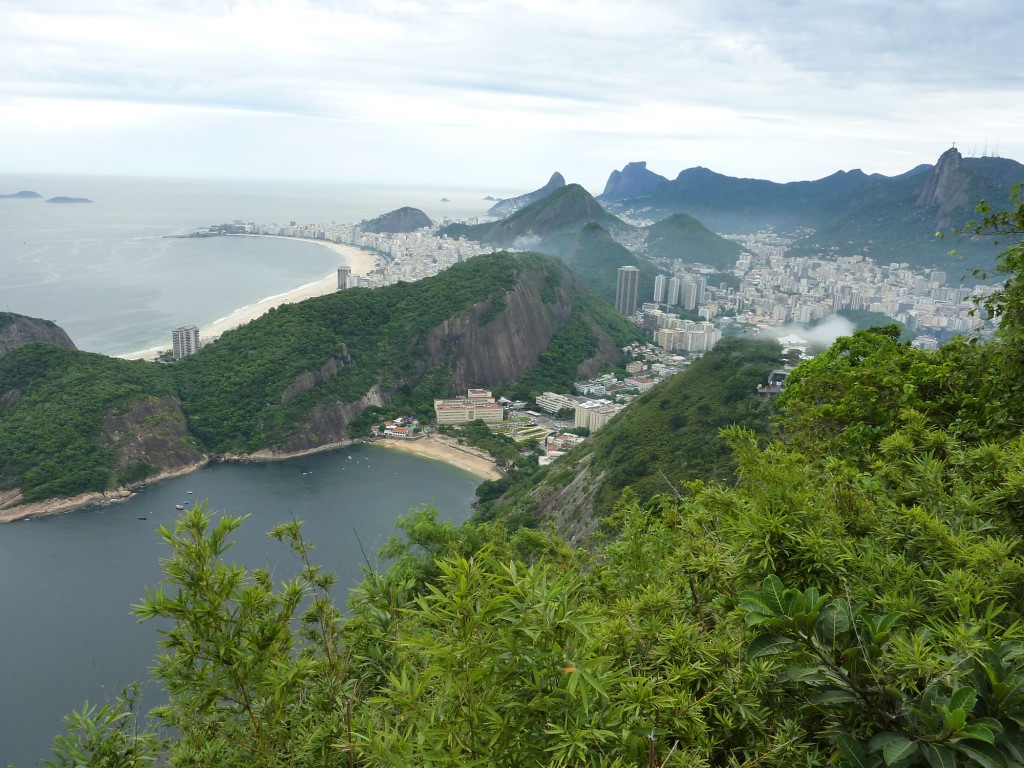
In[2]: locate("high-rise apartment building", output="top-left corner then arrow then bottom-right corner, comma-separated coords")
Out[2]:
172,325 -> 200,359
667,276 -> 681,306
615,266 -> 639,317
653,274 -> 667,304
337,266 -> 352,289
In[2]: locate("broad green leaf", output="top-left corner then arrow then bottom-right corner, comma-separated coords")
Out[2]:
943,708 -> 968,733
838,733 -> 882,768
951,741 -> 1009,768
921,743 -> 956,768
950,687 -> 979,715
762,575 -> 786,616
869,733 -> 919,766
958,724 -> 996,744
745,633 -> 796,661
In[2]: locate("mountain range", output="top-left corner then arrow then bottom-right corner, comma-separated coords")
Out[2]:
599,148 -> 1024,273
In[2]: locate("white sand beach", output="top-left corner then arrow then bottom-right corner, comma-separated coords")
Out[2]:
373,436 -> 502,481
119,236 -> 377,361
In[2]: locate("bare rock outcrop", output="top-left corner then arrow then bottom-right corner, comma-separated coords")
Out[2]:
102,395 -> 206,477
0,313 -> 77,360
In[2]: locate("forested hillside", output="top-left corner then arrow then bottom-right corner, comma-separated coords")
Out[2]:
476,335 -> 780,535
38,192 -> 1024,768
0,253 -> 637,506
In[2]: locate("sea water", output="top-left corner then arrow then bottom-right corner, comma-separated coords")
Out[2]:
0,444 -> 480,767
0,173 -> 511,356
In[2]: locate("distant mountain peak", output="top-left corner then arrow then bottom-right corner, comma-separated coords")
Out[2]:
361,206 -> 432,234
600,161 -> 669,201
487,173 -> 566,217
916,146 -> 966,212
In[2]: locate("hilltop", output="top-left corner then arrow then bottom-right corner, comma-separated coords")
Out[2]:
361,206 -> 432,233
0,312 -> 77,360
486,171 -> 565,217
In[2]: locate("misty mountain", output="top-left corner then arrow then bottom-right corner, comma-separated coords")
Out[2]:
362,206 -> 433,233
602,149 -> 1024,274
486,172 -> 566,217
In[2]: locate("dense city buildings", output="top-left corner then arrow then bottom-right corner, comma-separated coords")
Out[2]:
615,266 -> 640,316
171,325 -> 200,359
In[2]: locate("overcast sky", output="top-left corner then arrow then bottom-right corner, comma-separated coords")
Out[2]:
2,0 -> 1021,193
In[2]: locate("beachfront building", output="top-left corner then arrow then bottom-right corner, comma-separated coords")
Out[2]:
171,325 -> 200,359
337,266 -> 351,289
434,389 -> 504,425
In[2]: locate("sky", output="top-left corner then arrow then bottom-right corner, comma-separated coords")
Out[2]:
1,0 -> 1022,193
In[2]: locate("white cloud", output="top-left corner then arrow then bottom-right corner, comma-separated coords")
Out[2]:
0,0 -> 1020,188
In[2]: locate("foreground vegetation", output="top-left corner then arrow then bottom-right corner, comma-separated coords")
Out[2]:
42,189 -> 1024,767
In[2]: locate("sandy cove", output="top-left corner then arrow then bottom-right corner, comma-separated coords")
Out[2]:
0,438 -> 498,523
371,436 -> 503,481
119,236 -> 378,361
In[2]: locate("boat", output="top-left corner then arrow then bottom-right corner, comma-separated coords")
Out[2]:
175,504 -> 185,510
186,490 -> 194,494
137,516 -> 147,520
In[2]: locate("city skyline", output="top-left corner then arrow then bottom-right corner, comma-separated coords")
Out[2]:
1,1 -> 1021,190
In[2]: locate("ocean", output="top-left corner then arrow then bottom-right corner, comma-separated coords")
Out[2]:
0,174 -> 513,765
0,173 -> 512,356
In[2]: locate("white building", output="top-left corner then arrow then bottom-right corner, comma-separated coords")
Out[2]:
171,325 -> 200,359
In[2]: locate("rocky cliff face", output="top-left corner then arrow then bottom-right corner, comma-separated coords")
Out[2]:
600,161 -> 668,201
917,146 -> 971,223
102,396 -> 206,478
0,313 -> 76,360
279,264 -> 616,453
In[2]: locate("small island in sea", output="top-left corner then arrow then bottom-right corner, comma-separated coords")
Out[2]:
46,196 -> 94,204
0,190 -> 43,199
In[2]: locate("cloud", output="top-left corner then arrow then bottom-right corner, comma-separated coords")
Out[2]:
0,0 -> 1021,187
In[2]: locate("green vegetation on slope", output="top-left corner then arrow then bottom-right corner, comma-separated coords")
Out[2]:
479,335 -> 780,525
644,211 -> 747,269
174,253 -> 521,452
0,345 -> 176,501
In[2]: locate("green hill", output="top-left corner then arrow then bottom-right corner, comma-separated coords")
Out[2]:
644,212 -> 747,269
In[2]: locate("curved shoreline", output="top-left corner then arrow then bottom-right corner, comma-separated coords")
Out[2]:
118,236 -> 379,361
0,436 -> 497,524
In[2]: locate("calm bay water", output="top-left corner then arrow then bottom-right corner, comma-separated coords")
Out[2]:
0,174 -> 515,765
0,173 -> 511,356
0,444 -> 480,766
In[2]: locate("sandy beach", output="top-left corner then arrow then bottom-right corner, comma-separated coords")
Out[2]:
373,436 -> 502,481
119,236 -> 378,361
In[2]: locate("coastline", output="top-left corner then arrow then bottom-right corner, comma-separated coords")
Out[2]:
0,436 -> 497,524
118,235 -> 378,361
371,436 -> 502,481
0,459 -> 210,524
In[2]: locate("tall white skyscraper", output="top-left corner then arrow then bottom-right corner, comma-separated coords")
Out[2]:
615,266 -> 640,317
172,325 -> 200,359
667,276 -> 681,306
653,274 -> 667,304
337,266 -> 352,289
